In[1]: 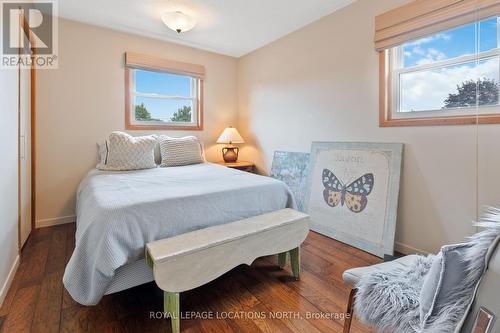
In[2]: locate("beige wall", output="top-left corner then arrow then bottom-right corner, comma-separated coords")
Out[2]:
36,19 -> 238,225
237,0 -> 500,254
37,2 -> 500,254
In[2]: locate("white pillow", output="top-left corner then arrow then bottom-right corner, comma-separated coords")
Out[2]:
98,137 -> 162,166
97,131 -> 157,171
159,135 -> 204,167
96,141 -> 108,169
154,141 -> 162,165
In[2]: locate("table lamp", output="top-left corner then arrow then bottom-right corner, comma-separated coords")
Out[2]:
216,127 -> 245,163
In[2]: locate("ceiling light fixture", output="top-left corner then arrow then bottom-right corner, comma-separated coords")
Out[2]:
161,11 -> 196,34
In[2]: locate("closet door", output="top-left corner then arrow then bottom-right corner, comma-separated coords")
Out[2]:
0,64 -> 20,267
19,63 -> 31,247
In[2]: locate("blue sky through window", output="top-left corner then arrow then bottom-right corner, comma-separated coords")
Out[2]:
135,70 -> 191,96
134,70 -> 193,122
399,17 -> 500,112
402,18 -> 498,67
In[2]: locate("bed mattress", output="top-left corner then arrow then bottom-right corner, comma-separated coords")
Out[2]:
63,163 -> 295,305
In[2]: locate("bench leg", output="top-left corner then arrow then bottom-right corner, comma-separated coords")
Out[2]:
343,288 -> 357,333
289,247 -> 300,280
164,292 -> 180,333
278,252 -> 287,269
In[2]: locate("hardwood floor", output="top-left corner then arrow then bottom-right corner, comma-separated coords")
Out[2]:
0,223 -> 380,333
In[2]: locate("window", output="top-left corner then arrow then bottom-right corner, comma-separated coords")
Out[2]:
392,18 -> 500,118
376,0 -> 500,126
125,52 -> 204,130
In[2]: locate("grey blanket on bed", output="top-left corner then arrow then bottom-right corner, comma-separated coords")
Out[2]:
63,163 -> 295,305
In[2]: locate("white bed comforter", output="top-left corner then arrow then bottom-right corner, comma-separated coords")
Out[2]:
63,163 -> 295,305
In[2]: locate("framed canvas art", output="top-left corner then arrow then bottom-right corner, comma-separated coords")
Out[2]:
305,142 -> 403,257
270,151 -> 310,212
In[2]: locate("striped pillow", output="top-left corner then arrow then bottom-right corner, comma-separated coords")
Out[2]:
97,132 -> 157,171
159,136 -> 204,167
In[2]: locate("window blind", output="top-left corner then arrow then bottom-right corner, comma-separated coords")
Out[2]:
375,0 -> 500,51
124,52 -> 205,79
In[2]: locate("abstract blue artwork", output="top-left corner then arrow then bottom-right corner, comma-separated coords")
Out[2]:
270,151 -> 310,212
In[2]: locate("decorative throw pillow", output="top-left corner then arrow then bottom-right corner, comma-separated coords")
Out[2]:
97,131 -> 157,171
419,243 -> 473,325
159,135 -> 204,167
96,141 -> 108,169
154,140 -> 162,165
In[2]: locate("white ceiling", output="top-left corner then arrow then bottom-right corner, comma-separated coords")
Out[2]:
57,0 -> 355,57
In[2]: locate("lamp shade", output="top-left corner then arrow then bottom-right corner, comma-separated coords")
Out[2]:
217,127 -> 245,144
161,11 -> 197,34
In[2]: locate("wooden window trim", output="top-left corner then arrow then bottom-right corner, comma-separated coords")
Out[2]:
376,0 -> 500,127
379,51 -> 500,127
125,68 -> 204,131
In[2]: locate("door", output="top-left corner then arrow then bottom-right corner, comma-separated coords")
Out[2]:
19,64 -> 31,247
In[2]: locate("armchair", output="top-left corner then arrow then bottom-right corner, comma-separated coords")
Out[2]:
342,236 -> 500,333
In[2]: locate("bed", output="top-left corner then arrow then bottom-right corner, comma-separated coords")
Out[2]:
63,162 -> 295,305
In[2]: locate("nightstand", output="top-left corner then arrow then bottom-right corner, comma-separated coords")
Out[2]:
216,161 -> 254,173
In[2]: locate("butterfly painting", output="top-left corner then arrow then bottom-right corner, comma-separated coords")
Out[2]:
322,169 -> 374,213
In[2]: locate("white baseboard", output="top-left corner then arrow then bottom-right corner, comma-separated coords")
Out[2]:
395,242 -> 430,256
0,255 -> 20,308
36,215 -> 76,228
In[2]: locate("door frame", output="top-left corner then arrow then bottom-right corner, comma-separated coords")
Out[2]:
17,10 -> 37,251
28,23 -> 36,233
17,10 -> 21,251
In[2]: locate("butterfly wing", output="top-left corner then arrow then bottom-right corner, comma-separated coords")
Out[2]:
322,169 -> 344,207
344,173 -> 374,213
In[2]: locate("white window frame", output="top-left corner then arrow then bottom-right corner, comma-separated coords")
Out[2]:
125,67 -> 203,130
383,17 -> 500,125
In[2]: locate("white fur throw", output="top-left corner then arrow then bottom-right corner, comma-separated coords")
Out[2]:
354,207 -> 500,333
354,255 -> 433,332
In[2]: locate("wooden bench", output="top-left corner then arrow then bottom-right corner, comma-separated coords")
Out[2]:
145,208 -> 310,333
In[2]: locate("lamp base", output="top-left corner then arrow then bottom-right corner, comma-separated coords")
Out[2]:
222,146 -> 239,163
